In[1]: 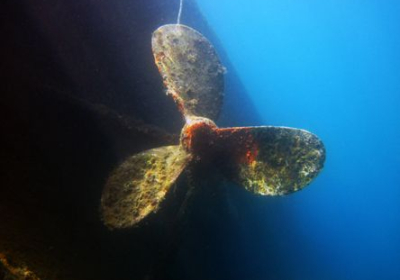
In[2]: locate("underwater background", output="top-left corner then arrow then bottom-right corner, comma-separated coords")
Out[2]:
196,0 -> 400,280
1,0 -> 399,279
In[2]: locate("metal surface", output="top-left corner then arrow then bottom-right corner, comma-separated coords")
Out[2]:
152,24 -> 224,120
101,146 -> 191,228
213,126 -> 326,195
101,24 -> 326,229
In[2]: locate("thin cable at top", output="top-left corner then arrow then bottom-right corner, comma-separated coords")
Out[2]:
177,0 -> 183,24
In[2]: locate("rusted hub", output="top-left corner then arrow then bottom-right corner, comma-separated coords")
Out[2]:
180,116 -> 217,156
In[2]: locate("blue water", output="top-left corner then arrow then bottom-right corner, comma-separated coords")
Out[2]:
195,1 -> 400,279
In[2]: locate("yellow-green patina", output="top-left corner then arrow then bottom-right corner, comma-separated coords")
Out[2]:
235,127 -> 325,195
101,146 -> 191,229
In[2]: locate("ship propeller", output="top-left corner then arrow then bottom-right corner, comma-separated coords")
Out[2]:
101,24 -> 325,229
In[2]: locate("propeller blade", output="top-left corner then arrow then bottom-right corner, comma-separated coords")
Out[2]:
152,24 -> 224,120
212,126 -> 325,195
101,146 -> 191,229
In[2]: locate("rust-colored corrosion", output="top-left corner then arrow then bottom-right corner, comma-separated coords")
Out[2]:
180,116 -> 217,155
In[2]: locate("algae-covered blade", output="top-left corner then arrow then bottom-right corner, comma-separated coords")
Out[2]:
213,126 -> 325,195
152,24 -> 224,120
101,145 -> 191,229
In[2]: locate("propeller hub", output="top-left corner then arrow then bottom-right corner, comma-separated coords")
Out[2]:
180,116 -> 217,156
